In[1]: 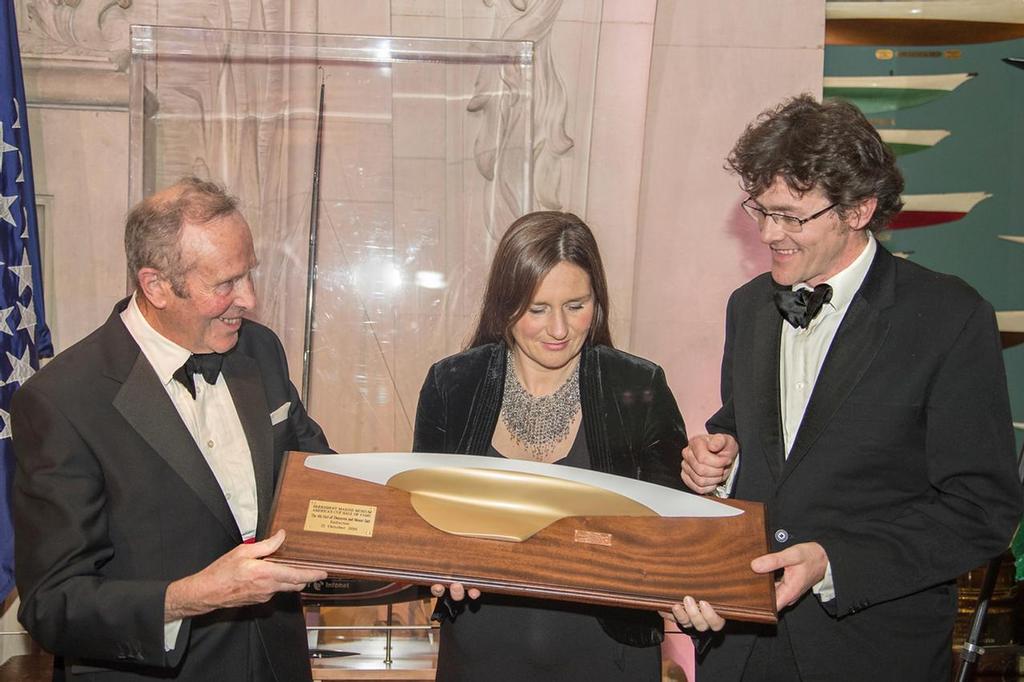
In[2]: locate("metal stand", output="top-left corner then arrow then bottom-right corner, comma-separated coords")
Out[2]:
384,603 -> 394,666
955,554 -> 1004,682
955,439 -> 1024,682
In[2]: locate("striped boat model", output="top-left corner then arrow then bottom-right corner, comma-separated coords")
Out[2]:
891,191 -> 991,229
824,73 -> 975,114
996,310 -> 1024,349
1004,57 -> 1024,71
998,234 -> 1024,244
826,0 -> 1024,46
877,129 -> 951,156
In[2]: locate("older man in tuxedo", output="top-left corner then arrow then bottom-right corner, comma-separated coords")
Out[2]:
13,177 -> 331,680
681,95 -> 1022,681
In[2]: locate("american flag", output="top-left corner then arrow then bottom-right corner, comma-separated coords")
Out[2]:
0,3 -> 52,600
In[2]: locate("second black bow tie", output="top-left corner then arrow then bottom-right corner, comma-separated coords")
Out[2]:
172,353 -> 225,399
774,283 -> 833,329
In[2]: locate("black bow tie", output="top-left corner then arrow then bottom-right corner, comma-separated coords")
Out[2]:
774,283 -> 833,329
172,353 -> 224,399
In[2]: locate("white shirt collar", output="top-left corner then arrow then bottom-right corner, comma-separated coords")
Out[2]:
793,232 -> 876,313
120,292 -> 192,387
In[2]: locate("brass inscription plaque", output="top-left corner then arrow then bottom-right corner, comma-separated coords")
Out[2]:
304,500 -> 376,537
574,529 -> 612,547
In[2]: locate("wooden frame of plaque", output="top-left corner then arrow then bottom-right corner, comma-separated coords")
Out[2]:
267,452 -> 777,623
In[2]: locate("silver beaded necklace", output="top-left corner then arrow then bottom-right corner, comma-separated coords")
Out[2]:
501,348 -> 581,460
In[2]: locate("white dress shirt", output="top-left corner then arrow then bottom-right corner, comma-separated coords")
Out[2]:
120,294 -> 258,649
780,235 -> 876,456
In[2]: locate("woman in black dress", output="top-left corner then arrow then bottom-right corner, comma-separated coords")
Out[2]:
413,211 -> 721,681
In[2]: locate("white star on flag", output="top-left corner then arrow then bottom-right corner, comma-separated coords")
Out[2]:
0,306 -> 12,337
0,193 -> 14,228
4,346 -> 33,388
0,122 -> 16,187
0,123 -> 15,156
0,408 -> 9,440
3,248 -> 32,296
16,299 -> 35,343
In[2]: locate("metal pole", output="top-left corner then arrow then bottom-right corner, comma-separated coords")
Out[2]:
384,603 -> 394,665
301,70 -> 327,404
955,554 -> 1002,682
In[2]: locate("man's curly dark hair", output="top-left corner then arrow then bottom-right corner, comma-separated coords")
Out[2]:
726,94 -> 904,232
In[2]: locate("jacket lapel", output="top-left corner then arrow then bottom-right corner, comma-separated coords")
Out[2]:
222,350 -> 274,536
778,245 -> 896,487
751,289 -> 786,482
106,311 -> 241,542
579,345 -> 612,475
462,344 -> 505,456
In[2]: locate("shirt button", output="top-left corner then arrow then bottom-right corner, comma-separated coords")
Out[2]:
796,381 -> 805,390
207,440 -> 215,448
225,492 -> 232,500
774,529 -> 790,543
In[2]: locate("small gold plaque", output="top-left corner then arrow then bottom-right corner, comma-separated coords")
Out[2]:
574,529 -> 612,547
874,48 -> 894,61
304,500 -> 376,537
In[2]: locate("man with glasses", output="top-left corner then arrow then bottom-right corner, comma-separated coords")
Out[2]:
680,95 -> 1021,680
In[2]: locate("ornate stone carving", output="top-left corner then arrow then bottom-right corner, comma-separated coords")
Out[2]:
470,0 -> 573,234
17,0 -> 135,70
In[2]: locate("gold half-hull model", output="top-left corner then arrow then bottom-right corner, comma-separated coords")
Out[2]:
390,466 -> 656,542
267,452 -> 777,624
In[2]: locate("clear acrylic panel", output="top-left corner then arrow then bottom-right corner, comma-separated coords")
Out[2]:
128,25 -> 534,452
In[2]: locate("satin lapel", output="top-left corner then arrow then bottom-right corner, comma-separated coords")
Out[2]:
751,295 -> 785,482
113,352 -> 241,542
222,351 -> 274,536
779,246 -> 895,488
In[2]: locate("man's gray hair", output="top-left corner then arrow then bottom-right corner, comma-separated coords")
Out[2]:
124,176 -> 239,297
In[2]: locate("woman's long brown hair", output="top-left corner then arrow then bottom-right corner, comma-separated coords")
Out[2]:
466,211 -> 613,350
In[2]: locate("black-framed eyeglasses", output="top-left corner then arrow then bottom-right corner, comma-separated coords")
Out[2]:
741,197 -> 838,233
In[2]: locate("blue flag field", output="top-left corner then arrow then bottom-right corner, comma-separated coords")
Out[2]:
0,2 -> 52,601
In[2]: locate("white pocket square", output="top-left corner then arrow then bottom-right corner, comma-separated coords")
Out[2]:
270,402 -> 291,426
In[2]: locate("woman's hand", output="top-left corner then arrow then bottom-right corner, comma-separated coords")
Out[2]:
430,582 -> 481,601
660,596 -> 725,632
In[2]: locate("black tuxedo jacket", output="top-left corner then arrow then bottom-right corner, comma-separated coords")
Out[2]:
698,245 -> 1022,681
12,299 -> 330,681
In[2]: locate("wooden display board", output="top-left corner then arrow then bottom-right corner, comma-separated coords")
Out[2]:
268,452 -> 777,623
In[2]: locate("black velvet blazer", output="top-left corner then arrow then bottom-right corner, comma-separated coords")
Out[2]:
413,341 -> 688,647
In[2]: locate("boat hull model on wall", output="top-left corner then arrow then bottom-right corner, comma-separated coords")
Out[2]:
878,128 -> 952,156
827,0 -> 1024,46
891,191 -> 991,229
823,73 -> 976,114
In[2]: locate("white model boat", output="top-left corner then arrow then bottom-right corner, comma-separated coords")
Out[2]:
827,0 -> 1024,45
892,191 -> 991,229
877,129 -> 951,156
824,73 -> 975,114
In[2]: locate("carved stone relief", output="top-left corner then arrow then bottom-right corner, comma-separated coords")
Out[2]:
469,0 -> 577,232
458,0 -> 600,233
17,0 -> 136,70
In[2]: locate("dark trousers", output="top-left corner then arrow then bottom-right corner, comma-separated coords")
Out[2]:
740,620 -> 802,682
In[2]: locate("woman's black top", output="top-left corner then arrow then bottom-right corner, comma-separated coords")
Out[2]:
413,342 -> 689,681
